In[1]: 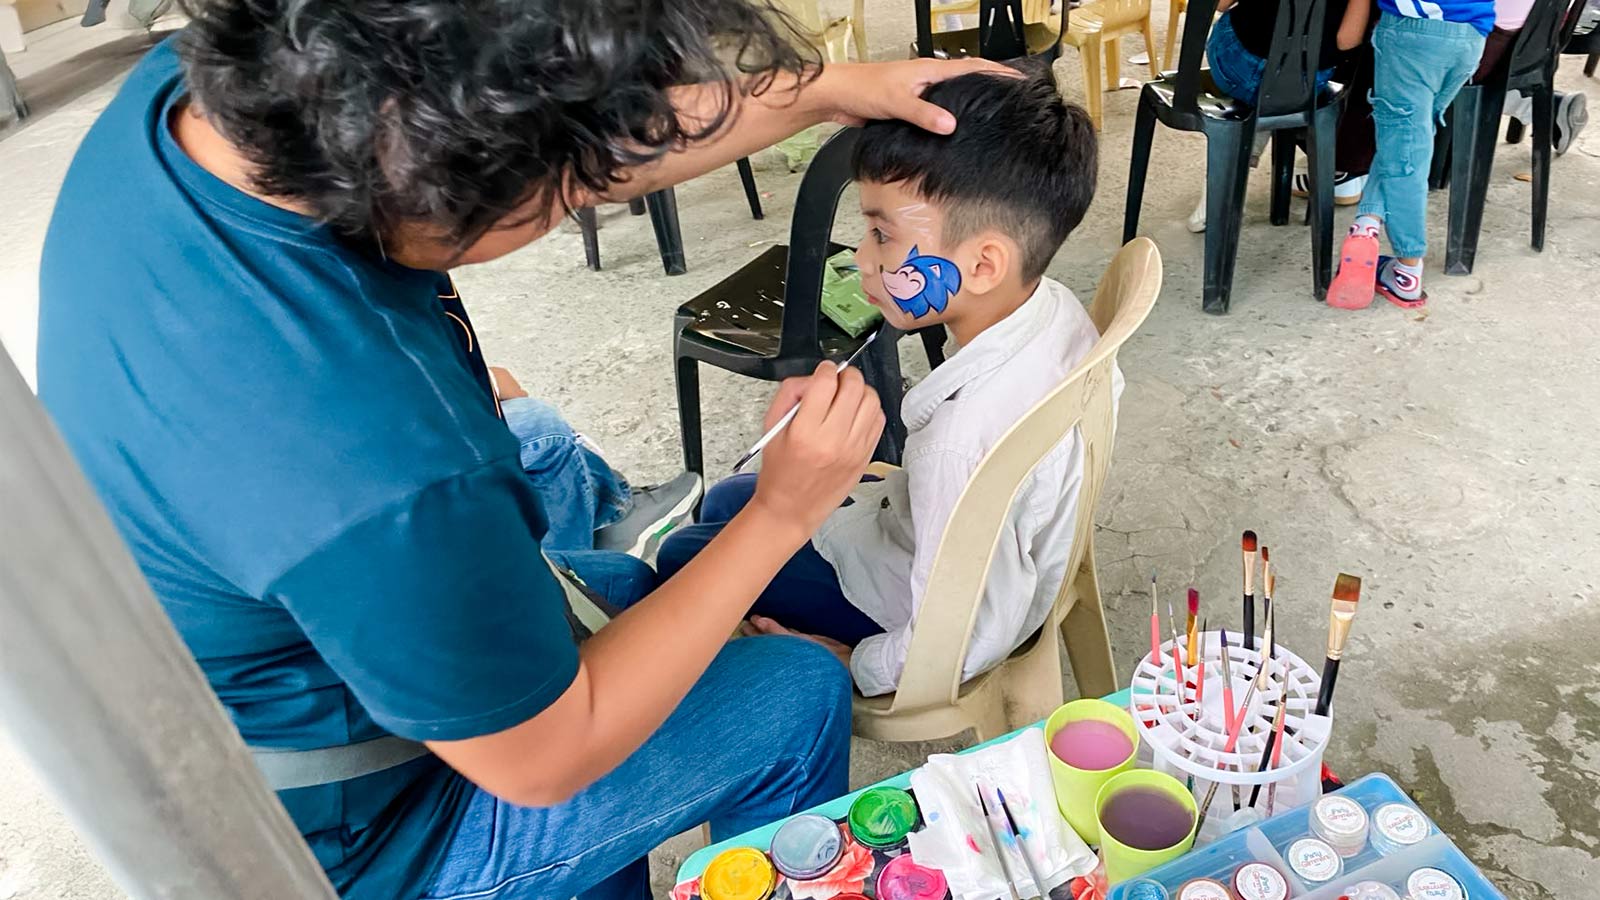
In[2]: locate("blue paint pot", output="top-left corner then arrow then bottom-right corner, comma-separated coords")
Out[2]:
768,813 -> 844,882
1124,879 -> 1171,900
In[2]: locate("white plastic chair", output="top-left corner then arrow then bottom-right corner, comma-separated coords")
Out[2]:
852,238 -> 1162,744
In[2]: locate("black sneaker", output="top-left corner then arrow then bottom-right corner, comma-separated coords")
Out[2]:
1292,171 -> 1366,206
594,471 -> 703,559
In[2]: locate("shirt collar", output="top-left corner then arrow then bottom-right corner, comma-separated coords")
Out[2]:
900,278 -> 1060,432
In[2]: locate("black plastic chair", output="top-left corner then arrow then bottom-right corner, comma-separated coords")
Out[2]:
914,0 -> 1069,62
674,129 -> 922,475
1123,0 -> 1345,313
1442,0 -> 1584,274
579,158 -> 763,276
1563,0 -> 1600,74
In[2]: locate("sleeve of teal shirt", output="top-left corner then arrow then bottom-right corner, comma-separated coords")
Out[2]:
265,457 -> 580,742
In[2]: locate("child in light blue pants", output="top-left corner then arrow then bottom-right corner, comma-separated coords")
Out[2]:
1328,2 -> 1492,310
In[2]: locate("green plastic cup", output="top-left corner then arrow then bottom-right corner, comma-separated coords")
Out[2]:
1045,699 -> 1139,843
1094,770 -> 1198,884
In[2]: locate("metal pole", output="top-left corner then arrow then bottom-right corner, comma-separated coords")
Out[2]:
0,351 -> 337,899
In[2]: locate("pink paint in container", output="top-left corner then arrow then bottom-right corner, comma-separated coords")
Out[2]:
875,853 -> 947,900
1050,718 -> 1136,769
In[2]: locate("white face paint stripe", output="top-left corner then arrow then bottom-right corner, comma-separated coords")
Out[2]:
897,203 -> 935,238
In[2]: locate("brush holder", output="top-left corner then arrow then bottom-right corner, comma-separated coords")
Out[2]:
1128,631 -> 1330,845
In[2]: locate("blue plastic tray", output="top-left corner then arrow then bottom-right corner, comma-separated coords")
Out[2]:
1107,773 -> 1503,899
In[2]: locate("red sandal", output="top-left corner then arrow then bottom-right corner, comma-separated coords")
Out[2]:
1326,232 -> 1380,310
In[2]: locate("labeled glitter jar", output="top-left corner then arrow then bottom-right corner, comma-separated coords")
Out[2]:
1309,794 -> 1369,857
1176,877 -> 1230,900
1407,867 -> 1467,900
1340,881 -> 1401,900
769,814 -> 844,881
1124,878 -> 1170,900
1232,862 -> 1289,900
848,786 -> 920,851
700,847 -> 776,900
1287,837 -> 1344,885
1370,803 -> 1431,855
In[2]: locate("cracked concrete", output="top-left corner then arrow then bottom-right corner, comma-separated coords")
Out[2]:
2,2 -> 1599,897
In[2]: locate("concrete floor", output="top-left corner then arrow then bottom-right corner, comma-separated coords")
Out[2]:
3,4 -> 1599,898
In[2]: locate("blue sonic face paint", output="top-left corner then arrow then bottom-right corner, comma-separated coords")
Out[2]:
881,245 -> 961,319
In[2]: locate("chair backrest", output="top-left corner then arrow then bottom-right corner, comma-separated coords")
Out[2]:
1170,0 -> 1225,110
1506,0 -> 1586,88
778,126 -> 861,360
917,0 -> 1069,61
885,238 -> 1163,715
1255,0 -> 1334,118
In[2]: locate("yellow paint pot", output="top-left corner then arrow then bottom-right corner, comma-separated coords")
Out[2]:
700,846 -> 776,900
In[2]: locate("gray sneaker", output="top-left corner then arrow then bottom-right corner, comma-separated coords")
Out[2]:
1555,91 -> 1588,156
594,471 -> 703,559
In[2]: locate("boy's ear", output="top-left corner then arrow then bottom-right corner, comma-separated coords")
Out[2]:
961,233 -> 1016,295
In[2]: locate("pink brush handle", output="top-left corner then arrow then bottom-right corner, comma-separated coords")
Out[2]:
1222,683 -> 1237,735
1196,658 -> 1206,704
1171,644 -> 1186,708
1150,615 -> 1161,669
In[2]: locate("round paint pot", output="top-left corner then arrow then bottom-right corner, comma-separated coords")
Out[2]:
769,813 -> 844,881
1287,837 -> 1344,884
1232,861 -> 1290,900
1176,877 -> 1231,900
1124,878 -> 1171,900
848,786 -> 920,851
700,846 -> 776,900
875,852 -> 947,900
1370,803 -> 1430,855
1406,867 -> 1467,900
1340,880 -> 1401,900
1310,794 -> 1369,857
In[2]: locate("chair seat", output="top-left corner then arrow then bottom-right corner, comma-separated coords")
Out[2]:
676,242 -> 862,373
1145,72 -> 1347,129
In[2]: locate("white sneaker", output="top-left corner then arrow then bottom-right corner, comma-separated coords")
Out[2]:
1187,185 -> 1207,233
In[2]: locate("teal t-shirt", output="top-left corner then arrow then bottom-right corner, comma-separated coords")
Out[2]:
37,37 -> 579,899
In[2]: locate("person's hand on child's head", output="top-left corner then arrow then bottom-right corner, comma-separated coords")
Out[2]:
822,58 -> 1022,134
749,362 -> 884,539
746,616 -> 852,670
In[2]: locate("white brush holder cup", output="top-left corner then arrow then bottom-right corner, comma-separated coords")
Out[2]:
1128,630 -> 1331,845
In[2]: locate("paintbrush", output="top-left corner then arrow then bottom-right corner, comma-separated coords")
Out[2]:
1195,617 -> 1208,705
976,784 -> 1024,900
1254,575 -> 1276,693
1186,587 -> 1200,666
1168,600 -> 1187,712
1219,628 -> 1237,734
1313,574 -> 1363,717
996,785 -> 1049,899
1247,639 -> 1284,809
1149,573 -> 1161,671
1265,693 -> 1289,815
1260,548 -> 1274,663
731,330 -> 879,473
1241,531 -> 1258,651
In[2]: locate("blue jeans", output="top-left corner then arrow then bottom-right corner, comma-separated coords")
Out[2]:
1357,12 -> 1486,258
502,397 -> 631,552
1206,12 -> 1332,105
423,549 -> 855,900
656,474 -> 887,646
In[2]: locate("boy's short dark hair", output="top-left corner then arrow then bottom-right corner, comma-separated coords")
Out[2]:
852,62 -> 1097,282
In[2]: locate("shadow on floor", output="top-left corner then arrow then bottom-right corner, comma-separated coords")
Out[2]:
1,28 -> 176,141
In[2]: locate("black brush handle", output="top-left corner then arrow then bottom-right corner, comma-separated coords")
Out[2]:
1243,593 -> 1255,651
1314,657 -> 1341,718
1247,731 -> 1279,808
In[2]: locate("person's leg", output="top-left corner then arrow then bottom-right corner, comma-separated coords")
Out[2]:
421,635 -> 854,900
501,396 -> 631,552
654,475 -> 760,580
545,549 -> 661,610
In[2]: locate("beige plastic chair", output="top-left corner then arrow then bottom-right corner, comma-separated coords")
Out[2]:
1162,0 -> 1190,70
851,238 -> 1162,744
776,0 -> 869,62
1060,0 -> 1161,131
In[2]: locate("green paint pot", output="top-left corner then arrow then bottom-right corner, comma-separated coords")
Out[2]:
847,786 -> 920,851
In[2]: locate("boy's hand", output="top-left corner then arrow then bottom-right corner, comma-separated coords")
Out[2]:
748,362 -> 883,538
818,58 -> 1022,134
746,616 -> 853,670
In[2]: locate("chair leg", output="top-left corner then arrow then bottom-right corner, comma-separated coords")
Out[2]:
627,198 -> 647,216
1307,106 -> 1338,300
860,329 -> 907,466
1587,52 -> 1598,78
1123,92 -> 1158,242
1162,4 -> 1182,71
1269,129 -> 1296,226
1082,42 -> 1105,131
645,189 -> 688,275
1105,37 -> 1122,89
1141,17 -> 1161,80
1060,552 -> 1118,700
916,325 -> 948,369
1202,124 -> 1254,314
1429,107 -> 1454,191
1530,84 -> 1554,252
852,0 -> 869,61
1445,84 -> 1506,275
577,207 -> 601,271
674,347 -> 705,476
735,157 -> 764,221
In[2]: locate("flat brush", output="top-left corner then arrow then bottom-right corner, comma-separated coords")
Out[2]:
1241,531 -> 1258,651
1185,587 -> 1200,666
732,330 -> 878,473
1313,574 -> 1363,717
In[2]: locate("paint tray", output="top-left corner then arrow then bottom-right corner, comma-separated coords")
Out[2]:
821,251 -> 882,338
1106,773 -> 1508,900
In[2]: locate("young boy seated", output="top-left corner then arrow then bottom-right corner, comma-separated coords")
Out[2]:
656,66 -> 1115,697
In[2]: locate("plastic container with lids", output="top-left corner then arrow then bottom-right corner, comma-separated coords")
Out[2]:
1309,794 -> 1369,857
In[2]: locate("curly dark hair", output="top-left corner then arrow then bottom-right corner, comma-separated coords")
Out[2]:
175,0 -> 820,250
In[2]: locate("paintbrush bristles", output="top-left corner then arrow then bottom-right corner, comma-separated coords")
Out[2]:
1333,573 -> 1362,603
1187,587 -> 1199,616
1242,530 -> 1258,552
